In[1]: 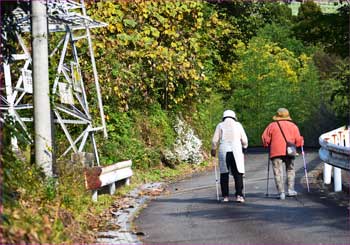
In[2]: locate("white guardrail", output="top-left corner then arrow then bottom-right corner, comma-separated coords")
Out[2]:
84,160 -> 133,202
319,126 -> 350,192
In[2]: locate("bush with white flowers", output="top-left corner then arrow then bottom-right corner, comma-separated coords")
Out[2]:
164,117 -> 203,165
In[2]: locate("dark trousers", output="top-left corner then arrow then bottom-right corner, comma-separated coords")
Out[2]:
220,152 -> 243,197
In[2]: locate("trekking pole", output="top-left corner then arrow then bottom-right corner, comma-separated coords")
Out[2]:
243,174 -> 246,198
301,146 -> 310,192
243,150 -> 247,197
265,150 -> 270,197
213,156 -> 220,201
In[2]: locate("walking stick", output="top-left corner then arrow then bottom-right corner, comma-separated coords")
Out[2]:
243,174 -> 246,198
243,151 -> 247,197
301,146 -> 310,192
265,150 -> 270,197
213,156 -> 220,201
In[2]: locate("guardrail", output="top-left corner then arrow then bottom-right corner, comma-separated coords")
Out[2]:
319,126 -> 350,192
84,160 -> 133,201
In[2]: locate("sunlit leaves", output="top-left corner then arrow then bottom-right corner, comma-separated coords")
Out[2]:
86,0 -> 238,111
228,37 -> 320,145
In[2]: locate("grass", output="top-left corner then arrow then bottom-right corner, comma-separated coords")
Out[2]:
1,156 -> 212,244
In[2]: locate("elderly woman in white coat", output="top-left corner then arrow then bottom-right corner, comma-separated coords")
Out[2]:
211,110 -> 248,203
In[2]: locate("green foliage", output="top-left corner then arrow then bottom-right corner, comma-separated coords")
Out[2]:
312,50 -> 349,126
189,93 -> 225,149
84,0 -> 243,166
263,2 -> 293,25
3,1 -> 349,243
2,149 -> 109,244
142,103 -> 176,148
298,0 -> 322,19
44,177 -> 58,201
2,120 -> 102,244
2,148 -> 63,243
1,1 -> 30,63
212,1 -> 293,43
2,119 -> 39,203
319,58 -> 350,120
257,23 -> 311,56
321,5 -> 350,57
227,37 -> 320,145
87,0 -> 239,111
99,103 -> 176,168
293,2 -> 349,57
83,0 -> 347,149
2,147 -> 42,204
313,50 -> 344,80
293,1 -> 323,46
98,114 -> 151,168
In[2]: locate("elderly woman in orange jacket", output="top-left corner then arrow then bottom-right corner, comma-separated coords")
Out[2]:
262,108 -> 304,200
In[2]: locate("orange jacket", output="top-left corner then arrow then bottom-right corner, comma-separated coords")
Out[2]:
261,120 -> 304,158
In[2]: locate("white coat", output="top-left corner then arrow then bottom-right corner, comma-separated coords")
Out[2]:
211,118 -> 248,174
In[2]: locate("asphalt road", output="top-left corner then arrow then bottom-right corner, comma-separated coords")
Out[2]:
134,150 -> 350,244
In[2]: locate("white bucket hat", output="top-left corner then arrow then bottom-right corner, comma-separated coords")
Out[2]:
223,110 -> 237,120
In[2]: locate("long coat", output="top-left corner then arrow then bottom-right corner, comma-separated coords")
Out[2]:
211,118 -> 248,174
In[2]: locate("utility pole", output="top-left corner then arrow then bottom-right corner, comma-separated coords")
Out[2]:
32,0 -> 53,177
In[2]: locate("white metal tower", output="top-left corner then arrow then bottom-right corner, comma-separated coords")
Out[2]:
1,0 -> 107,165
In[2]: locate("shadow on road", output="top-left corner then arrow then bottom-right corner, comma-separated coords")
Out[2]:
153,193 -> 349,232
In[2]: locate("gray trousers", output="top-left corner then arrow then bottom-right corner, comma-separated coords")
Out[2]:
271,157 -> 295,193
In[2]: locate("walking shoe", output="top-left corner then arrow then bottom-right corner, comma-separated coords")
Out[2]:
236,195 -> 245,203
222,197 -> 229,202
279,192 -> 285,200
287,190 -> 297,197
